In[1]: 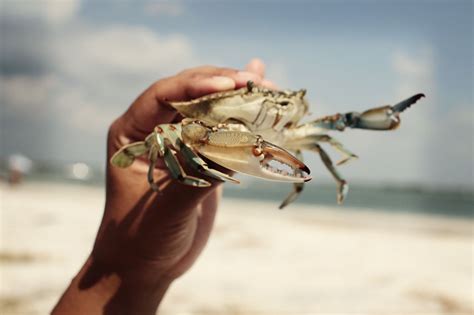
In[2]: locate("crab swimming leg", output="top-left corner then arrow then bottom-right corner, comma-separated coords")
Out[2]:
279,150 -> 305,209
177,139 -> 240,184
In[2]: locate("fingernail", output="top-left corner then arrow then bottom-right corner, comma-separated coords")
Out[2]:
206,76 -> 235,90
246,58 -> 266,76
249,57 -> 264,65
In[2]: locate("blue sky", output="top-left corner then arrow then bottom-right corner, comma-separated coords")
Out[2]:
1,0 -> 472,188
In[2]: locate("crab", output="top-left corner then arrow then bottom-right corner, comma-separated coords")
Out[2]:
111,81 -> 424,208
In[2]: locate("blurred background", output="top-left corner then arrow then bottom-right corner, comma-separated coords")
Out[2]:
1,1 -> 472,314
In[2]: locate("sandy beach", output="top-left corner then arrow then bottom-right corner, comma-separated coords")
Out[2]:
0,181 -> 472,314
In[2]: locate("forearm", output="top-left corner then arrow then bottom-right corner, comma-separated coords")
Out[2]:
52,62 -> 265,314
52,255 -> 171,315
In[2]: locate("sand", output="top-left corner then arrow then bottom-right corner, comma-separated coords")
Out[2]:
0,181 -> 472,314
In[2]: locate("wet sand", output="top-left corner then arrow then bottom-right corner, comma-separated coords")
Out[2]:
1,181 -> 472,314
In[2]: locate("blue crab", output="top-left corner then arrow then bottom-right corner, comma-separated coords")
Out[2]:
111,81 -> 424,208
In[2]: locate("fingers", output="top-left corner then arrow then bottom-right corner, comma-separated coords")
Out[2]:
184,76 -> 235,99
113,61 -> 279,142
245,58 -> 279,90
118,67 -> 263,140
245,58 -> 266,77
184,71 -> 262,99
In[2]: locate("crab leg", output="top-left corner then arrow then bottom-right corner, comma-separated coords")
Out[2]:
177,139 -> 240,184
145,130 -> 166,191
138,127 -> 213,190
146,125 -> 210,189
310,144 -> 348,204
161,143 -> 211,188
146,143 -> 161,191
297,135 -> 358,166
110,141 -> 148,168
308,93 -> 425,132
317,135 -> 358,166
283,133 -> 358,166
279,150 -> 305,209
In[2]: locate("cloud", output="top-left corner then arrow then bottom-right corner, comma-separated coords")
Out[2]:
1,75 -> 58,116
391,49 -> 434,100
2,0 -> 80,24
1,4 -> 201,163
49,23 -> 199,133
392,51 -> 432,78
53,24 -> 197,84
1,3 -> 470,188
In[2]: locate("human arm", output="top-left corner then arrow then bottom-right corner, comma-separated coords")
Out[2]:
52,60 -> 272,314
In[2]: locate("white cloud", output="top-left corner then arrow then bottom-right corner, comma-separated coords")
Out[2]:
47,23 -> 199,133
1,6 -> 201,162
392,51 -> 432,78
53,24 -> 198,83
2,0 -> 80,24
391,49 -> 434,100
1,75 -> 58,115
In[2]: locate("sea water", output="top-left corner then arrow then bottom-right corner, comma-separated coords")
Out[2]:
224,181 -> 474,218
11,171 -> 474,219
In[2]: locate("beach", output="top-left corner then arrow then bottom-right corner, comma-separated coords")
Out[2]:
0,181 -> 472,314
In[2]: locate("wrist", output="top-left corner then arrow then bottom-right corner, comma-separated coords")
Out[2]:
53,255 -> 172,315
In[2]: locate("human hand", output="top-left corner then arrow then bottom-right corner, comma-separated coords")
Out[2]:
53,59 -> 276,314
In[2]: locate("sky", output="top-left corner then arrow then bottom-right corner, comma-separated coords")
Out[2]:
1,0 -> 472,188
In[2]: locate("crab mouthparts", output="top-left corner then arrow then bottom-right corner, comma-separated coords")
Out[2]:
260,143 -> 311,182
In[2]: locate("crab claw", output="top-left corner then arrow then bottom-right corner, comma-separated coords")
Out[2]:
259,141 -> 311,182
194,133 -> 311,183
344,93 -> 425,130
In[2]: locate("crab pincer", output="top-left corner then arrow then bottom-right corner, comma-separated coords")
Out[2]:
182,122 -> 311,183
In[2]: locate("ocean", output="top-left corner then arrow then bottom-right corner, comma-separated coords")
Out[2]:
9,170 -> 474,219
224,181 -> 474,218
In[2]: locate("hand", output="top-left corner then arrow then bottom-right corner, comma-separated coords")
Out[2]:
53,59 -> 276,315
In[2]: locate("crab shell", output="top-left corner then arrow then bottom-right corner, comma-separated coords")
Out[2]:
168,81 -> 309,144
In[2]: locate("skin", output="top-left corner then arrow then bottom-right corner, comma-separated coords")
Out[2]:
52,59 -> 276,315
